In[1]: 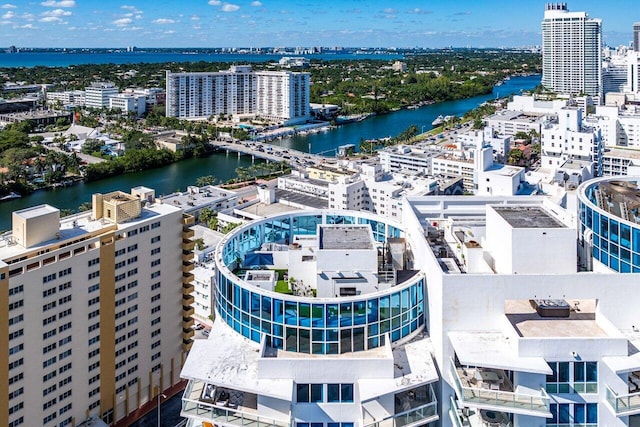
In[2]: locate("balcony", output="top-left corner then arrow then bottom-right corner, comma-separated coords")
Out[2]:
183,328 -> 195,340
183,252 -> 195,263
183,317 -> 195,329
183,306 -> 195,317
183,338 -> 194,352
181,380 -> 290,427
183,294 -> 195,306
183,283 -> 195,295
450,396 -> 512,427
362,385 -> 438,427
183,240 -> 196,251
183,228 -> 195,239
183,262 -> 195,273
183,272 -> 195,284
183,215 -> 195,226
606,386 -> 640,416
450,359 -> 551,417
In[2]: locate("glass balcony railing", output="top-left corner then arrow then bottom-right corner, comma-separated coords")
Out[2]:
362,401 -> 438,427
181,380 -> 290,427
606,386 -> 640,416
450,396 -> 512,427
450,359 -> 550,416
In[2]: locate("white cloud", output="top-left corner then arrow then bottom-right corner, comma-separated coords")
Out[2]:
190,14 -> 200,21
1,3 -> 17,8
250,1 -> 262,6
221,3 -> 239,12
40,0 -> 76,7
42,8 -> 72,17
208,0 -> 221,5
2,10 -> 14,19
39,15 -> 62,22
112,17 -> 132,26
20,23 -> 36,29
163,30 -> 175,34
152,18 -> 175,24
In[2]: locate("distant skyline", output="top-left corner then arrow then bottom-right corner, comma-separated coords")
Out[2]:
0,0 -> 638,49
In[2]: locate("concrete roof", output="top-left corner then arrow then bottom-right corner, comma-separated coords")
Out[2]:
449,331 -> 552,375
180,320 -> 292,400
493,205 -> 566,229
13,204 -> 58,219
505,299 -> 609,338
320,225 -> 373,250
359,333 -> 440,401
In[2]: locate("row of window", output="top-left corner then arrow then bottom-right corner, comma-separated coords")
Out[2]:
546,361 -> 598,394
296,383 -> 354,403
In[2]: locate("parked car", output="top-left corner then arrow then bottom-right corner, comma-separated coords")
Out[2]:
202,329 -> 210,337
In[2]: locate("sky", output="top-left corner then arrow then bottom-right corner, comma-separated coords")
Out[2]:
0,0 -> 638,49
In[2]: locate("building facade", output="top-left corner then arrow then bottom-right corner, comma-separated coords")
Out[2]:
541,3 -> 602,99
0,187 -> 196,427
84,82 -> 119,109
166,66 -> 310,124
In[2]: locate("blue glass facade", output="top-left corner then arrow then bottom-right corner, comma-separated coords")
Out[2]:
214,211 -> 423,354
579,178 -> 640,273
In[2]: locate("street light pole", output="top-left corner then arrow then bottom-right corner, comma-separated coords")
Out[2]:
156,387 -> 167,427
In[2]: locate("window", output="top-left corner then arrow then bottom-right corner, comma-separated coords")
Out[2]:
127,280 -> 138,289
88,283 -> 100,293
547,361 -> 597,394
9,284 -> 24,296
151,221 -> 161,229
43,288 -> 57,298
127,256 -> 138,265
327,384 -> 353,402
127,244 -> 137,252
151,282 -> 161,290
548,403 -> 597,426
43,273 -> 57,283
151,248 -> 161,255
9,329 -> 24,340
151,259 -> 161,267
88,271 -> 100,280
115,248 -> 126,257
10,300 -> 24,311
127,268 -> 138,277
89,309 -> 100,319
58,282 -> 71,292
88,296 -> 100,306
59,336 -> 72,346
151,271 -> 160,279
59,295 -> 72,305
9,343 -> 23,355
151,236 -> 161,243
9,314 -> 24,326
296,384 -> 324,403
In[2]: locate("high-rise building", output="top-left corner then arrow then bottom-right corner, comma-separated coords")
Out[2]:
166,66 -> 310,125
541,3 -> 602,99
255,71 -> 310,125
84,82 -> 119,109
165,66 -> 257,120
634,22 -> 640,52
0,187 -> 196,427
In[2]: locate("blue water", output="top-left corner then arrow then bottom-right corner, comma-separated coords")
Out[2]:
280,74 -> 541,155
0,52 -> 402,68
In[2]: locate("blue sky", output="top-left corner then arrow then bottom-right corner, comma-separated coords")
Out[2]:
1,0 -> 638,48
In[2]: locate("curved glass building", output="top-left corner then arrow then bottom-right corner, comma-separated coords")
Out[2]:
213,210 -> 425,354
578,176 -> 640,273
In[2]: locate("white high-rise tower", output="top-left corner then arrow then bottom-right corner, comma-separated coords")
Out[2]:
541,3 -> 602,99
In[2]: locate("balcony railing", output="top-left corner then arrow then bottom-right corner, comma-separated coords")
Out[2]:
181,380 -> 290,427
606,386 -> 640,416
449,396 -> 512,427
362,401 -> 438,427
450,359 -> 550,417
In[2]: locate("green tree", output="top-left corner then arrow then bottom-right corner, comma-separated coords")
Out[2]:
195,175 -> 218,187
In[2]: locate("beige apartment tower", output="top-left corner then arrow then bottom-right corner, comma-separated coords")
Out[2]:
0,187 -> 196,427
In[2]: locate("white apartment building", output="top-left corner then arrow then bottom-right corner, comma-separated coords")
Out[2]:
587,105 -> 640,149
85,82 -> 119,109
256,71 -> 311,125
166,66 -> 310,124
379,145 -> 438,175
507,94 -> 568,115
541,3 -> 602,99
46,90 -> 86,107
165,66 -> 257,120
109,93 -> 146,117
0,187 -> 196,427
541,107 -> 603,175
484,110 -> 547,137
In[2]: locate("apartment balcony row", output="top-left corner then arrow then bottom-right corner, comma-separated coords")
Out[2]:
450,359 -> 551,418
181,379 -> 290,427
